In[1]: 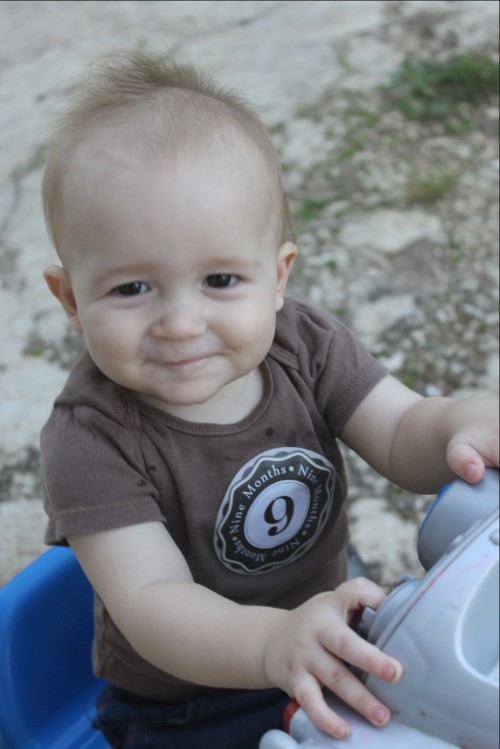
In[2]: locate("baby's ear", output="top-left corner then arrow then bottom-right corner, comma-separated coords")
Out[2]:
276,242 -> 298,310
43,265 -> 83,332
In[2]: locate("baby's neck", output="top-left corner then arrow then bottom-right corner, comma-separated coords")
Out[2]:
139,367 -> 264,425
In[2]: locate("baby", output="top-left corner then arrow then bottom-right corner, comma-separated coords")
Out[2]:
40,50 -> 499,749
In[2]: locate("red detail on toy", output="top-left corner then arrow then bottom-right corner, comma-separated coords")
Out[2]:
283,699 -> 301,733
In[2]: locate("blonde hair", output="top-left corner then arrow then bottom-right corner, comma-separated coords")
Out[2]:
42,49 -> 296,254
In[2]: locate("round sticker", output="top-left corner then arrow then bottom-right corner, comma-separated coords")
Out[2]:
214,447 -> 335,574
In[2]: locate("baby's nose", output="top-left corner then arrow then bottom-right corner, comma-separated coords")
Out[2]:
150,294 -> 207,340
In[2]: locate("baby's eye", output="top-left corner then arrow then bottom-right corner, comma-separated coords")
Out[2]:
114,281 -> 150,296
204,274 -> 238,289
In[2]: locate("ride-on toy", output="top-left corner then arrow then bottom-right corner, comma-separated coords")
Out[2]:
260,469 -> 499,749
0,545 -> 107,749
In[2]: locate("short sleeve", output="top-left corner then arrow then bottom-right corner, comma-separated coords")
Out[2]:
41,400 -> 165,545
273,299 -> 388,436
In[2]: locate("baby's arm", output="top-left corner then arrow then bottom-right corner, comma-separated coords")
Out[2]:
342,375 -> 499,493
70,521 -> 401,740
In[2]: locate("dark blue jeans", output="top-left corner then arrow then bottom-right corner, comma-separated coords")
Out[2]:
94,684 -> 289,749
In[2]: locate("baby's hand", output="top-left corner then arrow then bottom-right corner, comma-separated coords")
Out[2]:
445,397 -> 499,483
262,578 -> 402,740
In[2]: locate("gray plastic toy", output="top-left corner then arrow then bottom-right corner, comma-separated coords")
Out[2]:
260,469 -> 499,749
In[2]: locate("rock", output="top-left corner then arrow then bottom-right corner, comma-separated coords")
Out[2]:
338,208 -> 444,254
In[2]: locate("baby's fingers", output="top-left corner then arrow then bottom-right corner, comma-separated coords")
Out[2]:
312,645 -> 397,731
329,627 -> 402,686
447,440 -> 489,483
320,657 -> 393,730
327,579 -> 403,683
294,672 -> 351,740
295,658 -> 394,740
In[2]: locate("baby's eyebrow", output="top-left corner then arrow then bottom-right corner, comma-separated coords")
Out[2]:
89,263 -> 154,292
207,256 -> 263,270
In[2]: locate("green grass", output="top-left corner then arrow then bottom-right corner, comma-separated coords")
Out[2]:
382,52 -> 499,127
338,136 -> 367,161
406,167 -> 460,205
297,198 -> 332,222
324,259 -> 338,271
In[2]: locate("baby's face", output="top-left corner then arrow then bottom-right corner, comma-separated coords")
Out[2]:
58,146 -> 295,421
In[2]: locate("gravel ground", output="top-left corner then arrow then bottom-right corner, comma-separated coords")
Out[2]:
0,0 -> 498,587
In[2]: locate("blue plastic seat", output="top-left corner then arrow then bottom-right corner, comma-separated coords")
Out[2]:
0,546 -> 108,749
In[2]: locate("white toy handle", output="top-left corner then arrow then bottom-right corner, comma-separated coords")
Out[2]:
259,729 -> 300,748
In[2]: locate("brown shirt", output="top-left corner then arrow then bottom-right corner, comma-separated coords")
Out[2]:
41,298 -> 387,699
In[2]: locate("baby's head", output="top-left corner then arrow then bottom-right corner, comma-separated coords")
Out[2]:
42,51 -> 298,421
42,49 -> 296,262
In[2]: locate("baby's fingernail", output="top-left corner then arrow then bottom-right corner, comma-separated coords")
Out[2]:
464,462 -> 479,482
371,706 -> 390,725
382,662 -> 401,681
334,724 -> 349,739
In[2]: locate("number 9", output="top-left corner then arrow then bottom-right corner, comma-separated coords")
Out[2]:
264,496 -> 294,537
